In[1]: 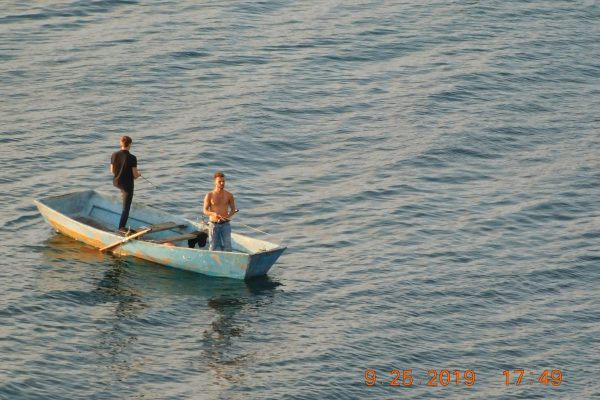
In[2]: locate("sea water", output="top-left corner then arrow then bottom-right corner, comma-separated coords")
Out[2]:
0,1 -> 599,399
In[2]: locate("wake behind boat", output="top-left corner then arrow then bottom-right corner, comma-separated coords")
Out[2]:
34,190 -> 286,280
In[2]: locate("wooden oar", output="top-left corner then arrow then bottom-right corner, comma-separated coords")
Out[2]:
100,227 -> 152,252
100,221 -> 186,252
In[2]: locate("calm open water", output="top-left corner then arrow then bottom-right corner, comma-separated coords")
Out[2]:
1,1 -> 599,399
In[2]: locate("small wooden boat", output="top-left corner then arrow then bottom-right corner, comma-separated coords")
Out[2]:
34,190 -> 286,280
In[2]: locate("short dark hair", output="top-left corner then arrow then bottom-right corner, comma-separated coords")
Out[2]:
120,135 -> 132,147
214,171 -> 225,179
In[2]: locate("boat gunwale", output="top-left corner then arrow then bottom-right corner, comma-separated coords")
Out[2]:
34,191 -> 286,257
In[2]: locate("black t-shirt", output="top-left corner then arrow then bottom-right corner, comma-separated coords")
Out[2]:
111,149 -> 137,191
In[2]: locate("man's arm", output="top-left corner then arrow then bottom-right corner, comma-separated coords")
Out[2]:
228,194 -> 236,218
110,164 -> 114,174
132,167 -> 141,179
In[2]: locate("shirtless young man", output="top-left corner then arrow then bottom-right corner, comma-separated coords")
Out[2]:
203,171 -> 237,251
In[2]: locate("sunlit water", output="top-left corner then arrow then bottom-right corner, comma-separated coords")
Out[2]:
1,1 -> 599,399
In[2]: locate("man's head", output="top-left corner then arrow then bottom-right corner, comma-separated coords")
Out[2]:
214,171 -> 225,190
120,135 -> 133,149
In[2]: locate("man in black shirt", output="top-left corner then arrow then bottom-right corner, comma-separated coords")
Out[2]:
110,135 -> 141,232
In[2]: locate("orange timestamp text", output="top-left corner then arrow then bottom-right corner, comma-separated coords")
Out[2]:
502,369 -> 563,386
364,369 -> 476,387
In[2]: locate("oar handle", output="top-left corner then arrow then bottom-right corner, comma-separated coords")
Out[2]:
100,227 -> 152,252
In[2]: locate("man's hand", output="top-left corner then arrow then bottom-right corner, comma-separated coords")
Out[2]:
216,214 -> 228,222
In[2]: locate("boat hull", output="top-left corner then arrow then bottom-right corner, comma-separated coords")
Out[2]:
34,190 -> 285,280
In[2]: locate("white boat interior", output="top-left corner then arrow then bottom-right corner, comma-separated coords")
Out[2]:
41,190 -> 281,255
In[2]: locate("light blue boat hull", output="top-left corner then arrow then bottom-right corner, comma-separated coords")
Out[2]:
34,190 -> 286,280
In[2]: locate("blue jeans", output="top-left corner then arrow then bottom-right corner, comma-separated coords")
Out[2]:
209,221 -> 232,251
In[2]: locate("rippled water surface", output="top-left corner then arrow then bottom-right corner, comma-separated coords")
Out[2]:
1,1 -> 599,399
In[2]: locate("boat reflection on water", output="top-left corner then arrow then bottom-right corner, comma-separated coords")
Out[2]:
202,276 -> 280,385
39,233 -> 282,384
95,258 -> 148,320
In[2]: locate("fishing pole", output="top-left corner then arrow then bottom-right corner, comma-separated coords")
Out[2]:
222,209 -> 275,236
216,209 -> 239,223
141,175 -> 157,188
207,209 -> 271,235
232,213 -> 273,236
235,221 -> 272,236
198,209 -> 238,225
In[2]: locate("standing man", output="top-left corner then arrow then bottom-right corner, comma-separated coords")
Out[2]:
203,171 -> 237,252
110,135 -> 141,233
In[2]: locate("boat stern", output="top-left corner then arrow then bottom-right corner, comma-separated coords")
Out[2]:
245,246 -> 286,279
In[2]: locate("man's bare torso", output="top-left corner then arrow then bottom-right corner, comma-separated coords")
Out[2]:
206,190 -> 233,222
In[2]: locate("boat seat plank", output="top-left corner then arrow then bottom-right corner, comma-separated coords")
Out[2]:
146,222 -> 186,232
152,233 -> 200,243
